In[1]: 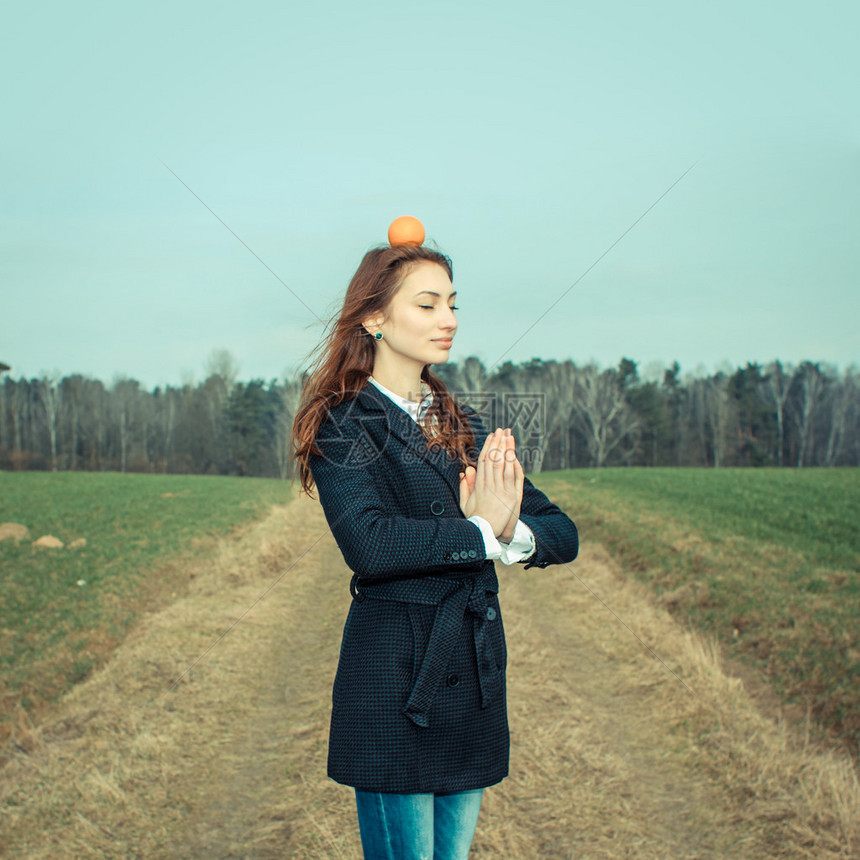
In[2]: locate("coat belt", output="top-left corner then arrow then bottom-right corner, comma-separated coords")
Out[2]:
351,569 -> 503,728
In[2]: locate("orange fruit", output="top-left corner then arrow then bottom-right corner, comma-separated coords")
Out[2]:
388,216 -> 425,247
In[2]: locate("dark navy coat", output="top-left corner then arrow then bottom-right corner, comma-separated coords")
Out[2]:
308,380 -> 579,793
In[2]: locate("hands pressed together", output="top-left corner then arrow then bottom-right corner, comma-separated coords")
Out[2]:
458,428 -> 524,543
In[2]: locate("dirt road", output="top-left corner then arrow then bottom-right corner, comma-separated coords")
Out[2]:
1,493 -> 856,858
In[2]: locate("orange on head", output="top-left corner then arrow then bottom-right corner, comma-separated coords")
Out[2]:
388,216 -> 425,247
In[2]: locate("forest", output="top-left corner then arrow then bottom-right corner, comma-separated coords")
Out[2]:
0,355 -> 857,477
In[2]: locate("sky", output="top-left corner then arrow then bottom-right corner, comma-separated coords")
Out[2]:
2,0 -> 857,389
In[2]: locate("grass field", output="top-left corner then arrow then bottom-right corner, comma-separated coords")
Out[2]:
537,467 -> 860,755
0,471 -> 293,745
3,468 -> 859,761
1,469 -> 859,857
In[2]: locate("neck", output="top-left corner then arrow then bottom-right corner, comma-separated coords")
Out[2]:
369,358 -> 426,403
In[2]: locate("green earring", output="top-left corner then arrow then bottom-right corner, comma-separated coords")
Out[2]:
375,332 -> 382,340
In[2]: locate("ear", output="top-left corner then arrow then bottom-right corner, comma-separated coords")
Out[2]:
362,313 -> 384,335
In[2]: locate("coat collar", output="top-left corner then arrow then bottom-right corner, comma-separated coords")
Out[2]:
354,378 -> 465,500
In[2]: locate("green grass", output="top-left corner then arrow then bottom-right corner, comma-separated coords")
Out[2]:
532,467 -> 860,755
0,472 -> 294,735
558,468 -> 858,569
5,467 -> 859,760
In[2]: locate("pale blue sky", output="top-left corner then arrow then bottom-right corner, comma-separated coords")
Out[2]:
2,0 -> 857,387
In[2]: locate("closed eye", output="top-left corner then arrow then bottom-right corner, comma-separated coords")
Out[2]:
419,306 -> 459,310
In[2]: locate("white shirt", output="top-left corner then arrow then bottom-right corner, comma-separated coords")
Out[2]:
367,376 -> 536,565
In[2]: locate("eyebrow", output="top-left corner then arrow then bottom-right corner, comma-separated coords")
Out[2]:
414,290 -> 457,298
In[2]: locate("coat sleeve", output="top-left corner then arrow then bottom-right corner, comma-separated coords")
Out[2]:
464,408 -> 579,570
518,474 -> 579,569
308,411 -> 488,582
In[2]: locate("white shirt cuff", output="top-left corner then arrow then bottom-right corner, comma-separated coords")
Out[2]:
467,516 -> 536,565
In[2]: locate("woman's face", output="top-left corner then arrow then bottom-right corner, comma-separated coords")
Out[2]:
369,261 -> 458,367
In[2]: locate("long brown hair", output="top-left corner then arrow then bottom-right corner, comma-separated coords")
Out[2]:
292,243 -> 477,496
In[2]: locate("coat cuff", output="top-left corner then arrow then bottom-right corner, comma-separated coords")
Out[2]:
467,516 -> 536,564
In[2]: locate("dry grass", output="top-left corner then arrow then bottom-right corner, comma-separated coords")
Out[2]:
489,542 -> 859,858
1,493 -> 857,858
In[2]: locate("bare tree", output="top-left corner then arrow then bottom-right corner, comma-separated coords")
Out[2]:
200,349 -> 239,466
548,361 -> 579,471
158,386 -> 180,473
0,378 -> 9,460
111,378 -> 142,473
9,380 -> 27,460
60,375 -> 86,470
684,377 -> 710,466
791,362 -> 825,468
703,372 -> 735,467
458,356 -> 490,396
204,348 -> 240,390
36,375 -> 61,471
442,356 -> 490,413
273,377 -> 304,480
80,378 -> 109,470
572,364 -> 638,467
764,360 -> 792,467
824,368 -> 855,467
519,360 -> 577,473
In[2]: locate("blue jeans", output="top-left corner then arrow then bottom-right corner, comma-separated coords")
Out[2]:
354,788 -> 483,860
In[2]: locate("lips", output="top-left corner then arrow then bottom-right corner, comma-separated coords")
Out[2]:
433,339 -> 453,347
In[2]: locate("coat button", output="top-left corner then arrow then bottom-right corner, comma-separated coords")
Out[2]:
486,607 -> 496,620
446,674 -> 460,687
430,500 -> 444,515
451,551 -> 460,561
467,549 -> 477,558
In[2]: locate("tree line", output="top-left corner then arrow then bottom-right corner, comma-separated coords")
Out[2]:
0,355 -> 857,476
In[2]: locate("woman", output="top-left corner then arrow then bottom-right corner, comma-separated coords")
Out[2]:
292,227 -> 579,860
